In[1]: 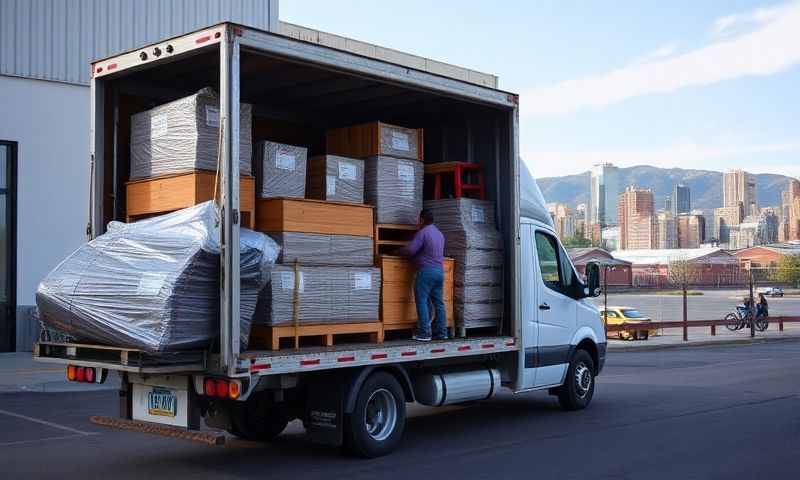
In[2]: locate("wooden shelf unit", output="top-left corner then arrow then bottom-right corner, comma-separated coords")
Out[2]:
379,255 -> 455,332
374,223 -> 418,256
255,197 -> 374,237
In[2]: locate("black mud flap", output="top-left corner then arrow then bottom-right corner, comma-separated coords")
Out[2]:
304,374 -> 345,446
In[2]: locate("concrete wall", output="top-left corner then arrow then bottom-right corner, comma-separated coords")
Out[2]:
0,75 -> 89,349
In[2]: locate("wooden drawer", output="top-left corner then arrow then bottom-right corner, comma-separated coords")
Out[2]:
255,197 -> 374,237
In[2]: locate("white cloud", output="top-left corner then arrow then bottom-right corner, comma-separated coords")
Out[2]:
526,140 -> 800,179
521,2 -> 800,117
634,42 -> 679,64
712,5 -> 785,37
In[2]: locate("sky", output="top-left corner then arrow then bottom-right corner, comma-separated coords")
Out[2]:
281,0 -> 800,179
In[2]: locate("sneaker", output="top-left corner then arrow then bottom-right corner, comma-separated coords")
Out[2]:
412,335 -> 432,342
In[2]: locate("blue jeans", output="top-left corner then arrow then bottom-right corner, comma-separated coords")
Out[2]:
414,267 -> 447,339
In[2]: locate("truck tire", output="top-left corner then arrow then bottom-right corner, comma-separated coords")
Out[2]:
557,349 -> 596,411
228,394 -> 289,442
344,371 -> 406,458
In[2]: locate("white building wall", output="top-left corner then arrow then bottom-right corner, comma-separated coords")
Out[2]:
0,75 -> 89,346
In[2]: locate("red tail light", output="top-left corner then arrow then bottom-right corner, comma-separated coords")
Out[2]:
204,378 -> 216,396
85,367 -> 95,383
66,365 -> 76,381
76,366 -> 86,382
215,379 -> 228,398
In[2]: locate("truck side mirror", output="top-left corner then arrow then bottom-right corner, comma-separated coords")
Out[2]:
585,262 -> 602,297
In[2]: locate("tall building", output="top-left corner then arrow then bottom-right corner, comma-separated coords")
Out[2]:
547,203 -> 576,239
588,163 -> 619,226
780,178 -> 800,242
619,186 -> 656,250
656,211 -> 677,249
677,214 -> 705,249
714,204 -> 744,245
691,209 -> 716,243
672,184 -> 691,215
723,169 -> 757,217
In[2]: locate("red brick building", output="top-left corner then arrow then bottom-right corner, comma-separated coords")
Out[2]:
568,248 -> 633,287
611,248 -> 742,287
734,244 -> 800,269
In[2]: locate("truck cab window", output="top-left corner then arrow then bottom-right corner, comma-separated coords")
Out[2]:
535,231 -> 580,297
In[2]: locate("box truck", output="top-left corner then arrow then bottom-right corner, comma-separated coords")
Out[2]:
34,23 -> 605,457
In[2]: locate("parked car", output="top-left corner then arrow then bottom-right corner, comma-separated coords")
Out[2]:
757,287 -> 784,297
599,306 -> 657,340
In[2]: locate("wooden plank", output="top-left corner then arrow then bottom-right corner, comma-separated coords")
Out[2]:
250,322 -> 384,351
255,197 -> 374,237
378,255 -> 455,325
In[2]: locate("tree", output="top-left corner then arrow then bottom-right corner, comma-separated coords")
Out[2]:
776,255 -> 800,287
562,236 -> 591,248
668,258 -> 701,342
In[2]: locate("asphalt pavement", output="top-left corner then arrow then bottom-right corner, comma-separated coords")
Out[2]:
592,288 -> 800,321
2,341 -> 799,479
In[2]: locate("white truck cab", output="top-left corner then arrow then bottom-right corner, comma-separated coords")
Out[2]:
517,217 -> 606,403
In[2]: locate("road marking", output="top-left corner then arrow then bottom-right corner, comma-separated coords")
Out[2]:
0,408 -> 93,436
0,432 -> 96,447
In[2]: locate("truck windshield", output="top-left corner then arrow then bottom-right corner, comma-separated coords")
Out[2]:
621,309 -> 645,318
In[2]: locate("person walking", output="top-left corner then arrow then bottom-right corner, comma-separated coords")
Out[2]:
397,209 -> 447,341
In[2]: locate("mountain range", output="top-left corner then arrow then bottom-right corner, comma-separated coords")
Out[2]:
536,165 -> 794,212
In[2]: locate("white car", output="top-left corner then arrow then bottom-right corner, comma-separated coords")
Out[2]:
758,287 -> 784,297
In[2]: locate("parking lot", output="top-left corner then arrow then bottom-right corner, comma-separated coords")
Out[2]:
2,341 -> 800,479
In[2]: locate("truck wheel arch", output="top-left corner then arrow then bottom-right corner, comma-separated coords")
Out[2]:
343,366 -> 415,414
575,338 -> 599,375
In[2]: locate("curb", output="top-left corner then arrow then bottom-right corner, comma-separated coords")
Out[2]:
607,335 -> 800,352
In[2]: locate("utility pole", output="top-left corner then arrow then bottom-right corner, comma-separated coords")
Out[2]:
682,281 -> 688,342
749,270 -> 755,338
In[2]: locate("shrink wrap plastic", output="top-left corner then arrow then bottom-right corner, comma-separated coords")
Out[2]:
130,88 -> 252,180
255,141 -> 307,198
268,232 -> 374,266
365,156 -> 423,224
307,155 -> 365,204
36,202 -> 279,352
256,266 -> 380,325
425,198 -> 504,329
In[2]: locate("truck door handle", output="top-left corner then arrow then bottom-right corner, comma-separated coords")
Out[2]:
539,303 -> 550,310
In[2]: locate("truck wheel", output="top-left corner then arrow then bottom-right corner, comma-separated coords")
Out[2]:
557,349 -> 596,411
345,371 -> 406,458
228,394 -> 289,442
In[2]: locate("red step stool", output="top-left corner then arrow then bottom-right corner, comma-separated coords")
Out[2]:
425,161 -> 485,200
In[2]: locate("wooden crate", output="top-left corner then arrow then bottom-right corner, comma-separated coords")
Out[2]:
374,223 -> 418,256
325,122 -> 424,161
379,255 -> 455,331
126,170 -> 255,228
250,322 -> 384,351
255,197 -> 374,237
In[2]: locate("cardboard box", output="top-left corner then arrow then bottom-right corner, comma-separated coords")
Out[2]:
307,155 -> 364,204
254,141 -> 307,198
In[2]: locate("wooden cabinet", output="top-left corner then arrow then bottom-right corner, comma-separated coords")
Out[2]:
126,170 -> 255,227
379,255 -> 454,330
326,122 -> 424,161
255,197 -> 374,237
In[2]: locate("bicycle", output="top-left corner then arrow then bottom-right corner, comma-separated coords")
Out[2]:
724,305 -> 768,332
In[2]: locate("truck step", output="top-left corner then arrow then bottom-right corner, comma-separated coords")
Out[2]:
250,322 -> 384,351
89,416 -> 225,446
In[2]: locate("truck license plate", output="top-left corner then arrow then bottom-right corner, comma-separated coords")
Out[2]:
147,388 -> 177,417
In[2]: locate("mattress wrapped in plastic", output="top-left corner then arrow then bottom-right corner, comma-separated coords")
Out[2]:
268,232 -> 374,266
365,156 -> 423,224
256,266 -> 380,326
35,202 -> 280,352
254,141 -> 307,198
424,198 -> 504,329
307,155 -> 365,204
130,88 -> 253,180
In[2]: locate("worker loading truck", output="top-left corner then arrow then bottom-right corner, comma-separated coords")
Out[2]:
33,23 -> 606,458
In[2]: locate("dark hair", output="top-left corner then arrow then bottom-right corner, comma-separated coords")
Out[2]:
420,209 -> 434,224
